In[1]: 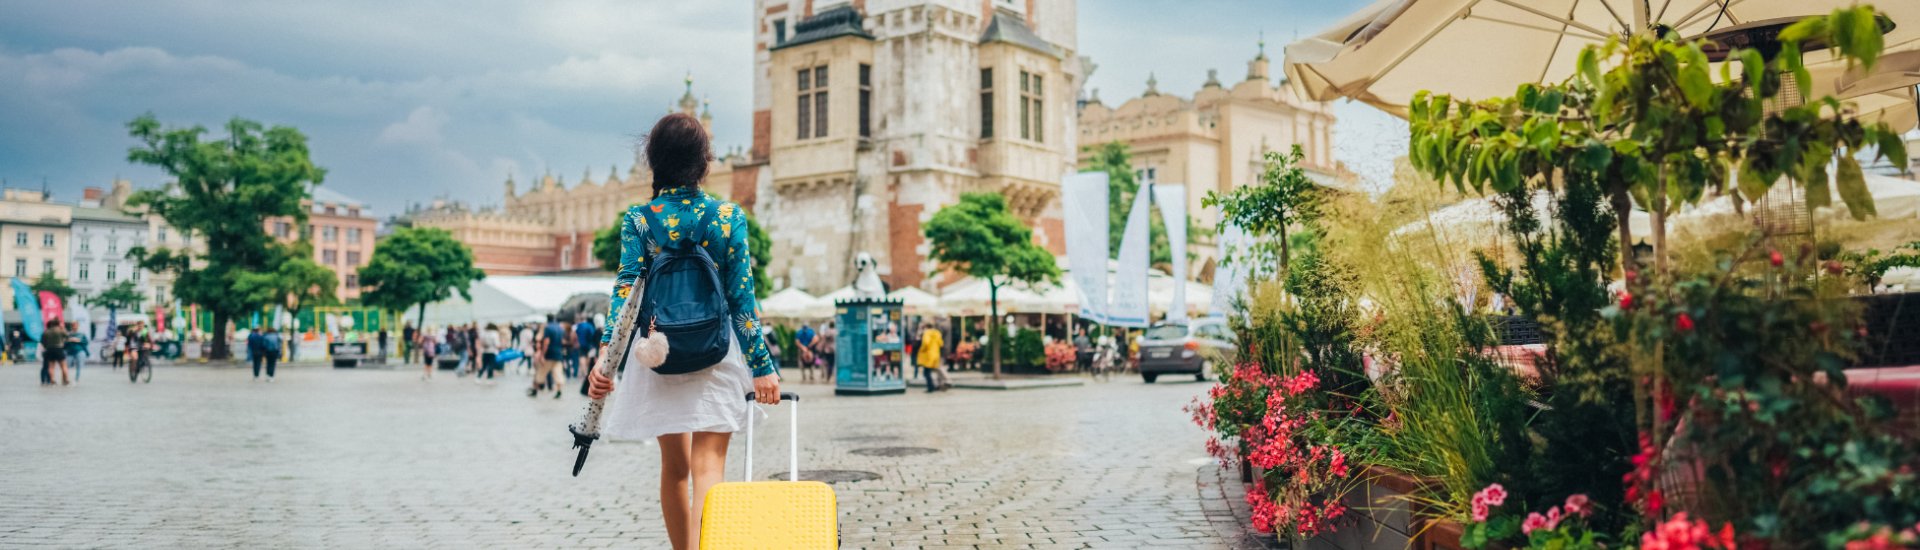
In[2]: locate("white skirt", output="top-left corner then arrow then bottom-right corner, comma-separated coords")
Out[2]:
603,332 -> 755,442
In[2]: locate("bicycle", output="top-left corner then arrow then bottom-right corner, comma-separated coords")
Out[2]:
128,349 -> 152,383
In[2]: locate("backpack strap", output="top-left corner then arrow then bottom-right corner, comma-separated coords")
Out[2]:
688,200 -> 720,245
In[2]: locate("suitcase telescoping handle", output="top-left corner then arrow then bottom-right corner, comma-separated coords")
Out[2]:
743,392 -> 802,483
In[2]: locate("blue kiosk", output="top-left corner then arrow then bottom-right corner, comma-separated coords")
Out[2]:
834,297 -> 908,395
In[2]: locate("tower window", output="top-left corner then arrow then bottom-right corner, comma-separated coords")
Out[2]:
796,65 -> 829,140
980,68 -> 994,139
858,64 -> 872,138
774,19 -> 787,45
1020,71 -> 1045,143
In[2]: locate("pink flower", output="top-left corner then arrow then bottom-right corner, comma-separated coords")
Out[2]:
1563,494 -> 1591,518
1521,512 -> 1550,535
1545,507 -> 1563,530
1470,500 -> 1490,523
1473,483 -> 1508,508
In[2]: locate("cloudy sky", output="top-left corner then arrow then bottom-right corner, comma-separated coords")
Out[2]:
0,0 -> 1398,217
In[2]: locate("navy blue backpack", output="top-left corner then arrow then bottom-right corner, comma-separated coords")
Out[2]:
635,206 -> 731,374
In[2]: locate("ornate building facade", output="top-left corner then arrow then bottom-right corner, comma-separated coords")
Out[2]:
1076,42 -> 1347,273
733,0 -> 1083,294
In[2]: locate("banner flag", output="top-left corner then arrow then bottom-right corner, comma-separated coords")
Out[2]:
11,278 -> 43,341
1211,224 -> 1253,317
1110,186 -> 1153,328
38,291 -> 64,325
1152,184 -> 1189,323
1061,171 -> 1111,324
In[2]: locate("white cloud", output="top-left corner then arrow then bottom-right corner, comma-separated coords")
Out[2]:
378,106 -> 449,145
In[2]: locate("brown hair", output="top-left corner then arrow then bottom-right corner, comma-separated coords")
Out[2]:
643,113 -> 712,198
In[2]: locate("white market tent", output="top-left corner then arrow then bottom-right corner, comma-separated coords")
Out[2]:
760,287 -> 832,320
887,287 -> 941,316
416,276 -> 609,327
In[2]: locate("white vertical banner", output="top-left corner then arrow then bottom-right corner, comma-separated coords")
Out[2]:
1212,224 -> 1251,317
1061,172 -> 1111,324
1110,185 -> 1153,328
1152,184 -> 1189,323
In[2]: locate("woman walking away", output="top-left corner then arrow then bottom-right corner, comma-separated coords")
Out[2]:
918,321 -> 947,392
43,321 -> 71,386
586,113 -> 780,550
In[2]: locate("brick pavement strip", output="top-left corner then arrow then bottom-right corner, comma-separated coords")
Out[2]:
0,361 -> 1228,548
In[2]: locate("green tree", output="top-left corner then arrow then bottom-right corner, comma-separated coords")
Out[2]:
1085,141 -> 1205,266
85,280 -> 147,319
924,193 -> 1060,378
235,243 -> 339,318
29,271 -> 77,300
1204,145 -> 1325,276
357,227 -> 485,329
593,206 -> 776,298
123,114 -> 325,359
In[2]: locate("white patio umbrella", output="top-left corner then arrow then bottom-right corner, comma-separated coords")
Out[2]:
759,287 -> 832,320
936,278 -> 1049,316
1285,0 -> 1920,123
886,287 -> 944,316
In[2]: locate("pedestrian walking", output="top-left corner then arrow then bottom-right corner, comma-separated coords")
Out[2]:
815,320 -> 837,381
248,328 -> 266,380
563,319 -> 581,380
477,323 -> 502,383
402,322 -> 417,364
378,328 -> 390,363
109,331 -> 125,370
260,329 -> 282,381
584,113 -> 781,550
918,321 -> 947,392
575,318 -> 600,396
42,320 -> 71,386
420,328 -> 438,380
530,315 -> 565,398
64,322 -> 88,382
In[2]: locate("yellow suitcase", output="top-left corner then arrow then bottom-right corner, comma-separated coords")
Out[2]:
700,392 -> 837,549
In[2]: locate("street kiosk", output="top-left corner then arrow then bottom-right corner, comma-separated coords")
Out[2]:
834,297 -> 908,395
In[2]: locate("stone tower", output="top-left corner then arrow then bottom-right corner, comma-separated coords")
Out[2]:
742,0 -> 1081,294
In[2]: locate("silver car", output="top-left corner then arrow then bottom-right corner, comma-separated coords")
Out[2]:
1136,318 -> 1236,383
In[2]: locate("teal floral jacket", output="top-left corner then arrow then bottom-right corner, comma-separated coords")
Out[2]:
603,187 -> 776,377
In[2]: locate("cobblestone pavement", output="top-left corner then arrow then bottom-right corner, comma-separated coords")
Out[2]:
1,362 -> 1226,548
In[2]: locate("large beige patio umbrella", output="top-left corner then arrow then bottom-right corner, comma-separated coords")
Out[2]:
1284,0 -> 1920,122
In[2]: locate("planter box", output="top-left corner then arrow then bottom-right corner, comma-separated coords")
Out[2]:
1290,466 -> 1502,550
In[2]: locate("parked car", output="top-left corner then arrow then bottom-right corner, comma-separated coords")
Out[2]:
1136,318 -> 1236,383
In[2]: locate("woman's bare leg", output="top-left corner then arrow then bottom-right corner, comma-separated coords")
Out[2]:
688,431 -> 733,550
658,433 -> 693,550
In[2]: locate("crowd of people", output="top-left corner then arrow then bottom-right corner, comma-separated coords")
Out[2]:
32,319 -> 165,386
399,315 -> 601,399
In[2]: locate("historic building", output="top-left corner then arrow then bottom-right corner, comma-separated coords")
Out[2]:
276,187 -> 379,301
408,79 -> 739,276
1076,41 -> 1348,272
734,0 -> 1083,294
0,189 -> 74,310
68,200 -> 149,306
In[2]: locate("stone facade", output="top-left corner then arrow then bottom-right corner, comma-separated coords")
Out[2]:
1075,43 -> 1346,273
746,0 -> 1081,294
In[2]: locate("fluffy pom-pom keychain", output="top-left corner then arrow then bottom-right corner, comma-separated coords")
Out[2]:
631,319 -> 670,370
